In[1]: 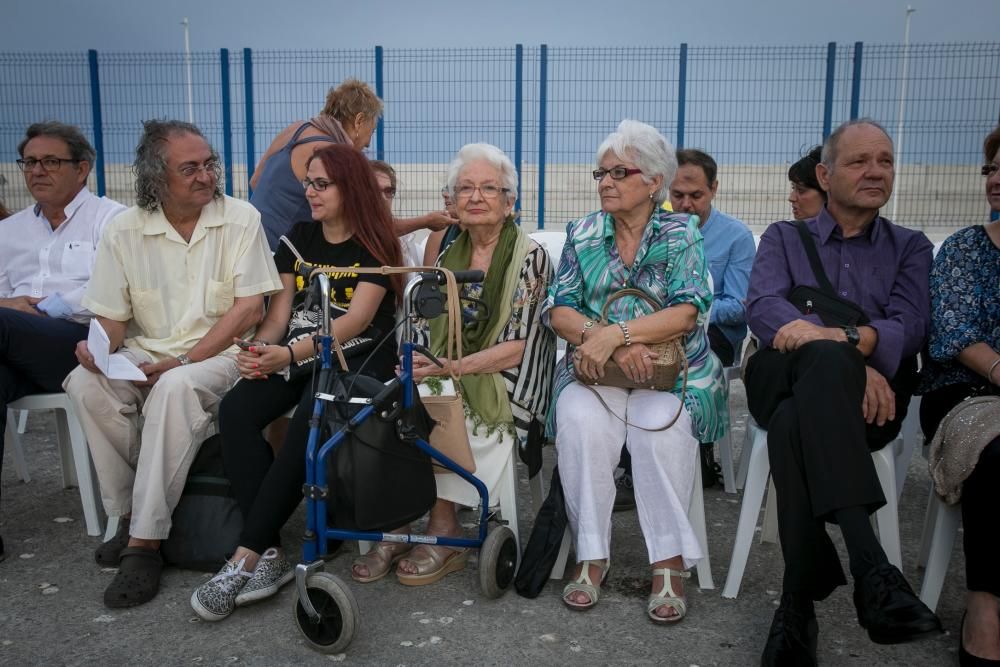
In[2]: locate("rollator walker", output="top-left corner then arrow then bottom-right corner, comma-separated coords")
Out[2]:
292,266 -> 518,653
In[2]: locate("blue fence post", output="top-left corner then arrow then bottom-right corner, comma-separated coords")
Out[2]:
514,44 -> 523,215
87,50 -> 106,197
677,43 -> 688,149
375,45 -> 384,160
243,48 -> 256,197
850,42 -> 863,120
822,42 -> 837,140
537,44 -> 548,230
220,48 -> 234,197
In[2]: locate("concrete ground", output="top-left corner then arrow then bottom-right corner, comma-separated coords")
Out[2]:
1,384 -> 966,666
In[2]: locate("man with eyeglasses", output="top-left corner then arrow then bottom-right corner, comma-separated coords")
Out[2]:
0,121 -> 125,561
63,119 -> 282,607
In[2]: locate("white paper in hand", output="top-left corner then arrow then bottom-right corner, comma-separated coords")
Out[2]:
87,320 -> 147,381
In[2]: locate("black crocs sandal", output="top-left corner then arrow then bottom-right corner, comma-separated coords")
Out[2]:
103,547 -> 163,608
95,519 -> 131,567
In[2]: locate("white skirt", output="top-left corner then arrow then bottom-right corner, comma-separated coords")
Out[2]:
433,415 -> 515,509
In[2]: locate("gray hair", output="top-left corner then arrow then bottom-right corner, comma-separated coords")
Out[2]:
445,143 -> 518,204
821,118 -> 893,169
18,121 -> 96,164
133,119 -> 221,212
596,120 -> 677,205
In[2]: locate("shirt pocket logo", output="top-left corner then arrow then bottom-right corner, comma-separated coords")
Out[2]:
61,241 -> 95,278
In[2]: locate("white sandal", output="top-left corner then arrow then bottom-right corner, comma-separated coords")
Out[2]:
562,559 -> 610,611
647,567 -> 690,623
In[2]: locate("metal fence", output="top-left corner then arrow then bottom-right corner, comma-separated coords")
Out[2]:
2,43 -> 998,236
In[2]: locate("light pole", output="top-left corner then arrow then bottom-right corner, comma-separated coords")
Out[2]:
182,17 -> 194,123
891,5 -> 916,222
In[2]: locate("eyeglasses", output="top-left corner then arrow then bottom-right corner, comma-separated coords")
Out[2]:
302,178 -> 334,192
177,160 -> 219,178
380,186 -> 396,199
16,157 -> 80,172
982,163 -> 999,177
593,166 -> 643,181
453,183 -> 509,200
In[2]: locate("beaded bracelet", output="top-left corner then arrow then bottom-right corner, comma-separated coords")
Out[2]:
617,321 -> 631,346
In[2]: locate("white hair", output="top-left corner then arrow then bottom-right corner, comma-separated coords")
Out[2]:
595,119 -> 677,205
445,143 -> 518,204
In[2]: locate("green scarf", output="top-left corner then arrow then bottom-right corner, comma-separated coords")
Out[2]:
429,222 -> 528,428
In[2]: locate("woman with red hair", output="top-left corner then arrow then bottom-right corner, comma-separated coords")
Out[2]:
190,144 -> 403,621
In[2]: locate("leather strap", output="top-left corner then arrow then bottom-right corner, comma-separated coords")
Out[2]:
576,350 -> 688,432
793,220 -> 837,297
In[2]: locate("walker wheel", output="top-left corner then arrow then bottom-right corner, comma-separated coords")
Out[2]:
293,572 -> 359,654
479,525 -> 518,599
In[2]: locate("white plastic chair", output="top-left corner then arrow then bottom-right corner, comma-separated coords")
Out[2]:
715,366 -> 743,494
916,485 -> 961,612
550,448 -> 715,590
16,409 -> 28,434
4,393 -> 105,537
722,418 -> 906,599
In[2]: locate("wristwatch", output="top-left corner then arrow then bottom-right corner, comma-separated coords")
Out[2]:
176,353 -> 193,366
842,325 -> 861,347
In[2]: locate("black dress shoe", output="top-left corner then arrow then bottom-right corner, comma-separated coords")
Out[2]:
853,562 -> 943,645
613,470 -> 635,512
700,442 -> 722,488
761,596 -> 818,666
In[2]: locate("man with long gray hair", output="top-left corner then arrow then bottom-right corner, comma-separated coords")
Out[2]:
63,119 -> 282,607
0,121 -> 125,561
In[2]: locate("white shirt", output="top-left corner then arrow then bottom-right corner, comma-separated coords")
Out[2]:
0,188 -> 126,323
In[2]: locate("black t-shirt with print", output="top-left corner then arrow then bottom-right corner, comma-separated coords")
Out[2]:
274,221 -> 396,379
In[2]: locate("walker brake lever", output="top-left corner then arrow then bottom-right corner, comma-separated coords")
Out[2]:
411,344 -> 445,368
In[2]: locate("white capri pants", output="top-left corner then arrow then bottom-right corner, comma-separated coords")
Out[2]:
556,382 -> 702,568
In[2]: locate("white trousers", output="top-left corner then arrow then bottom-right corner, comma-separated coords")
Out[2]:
63,349 -> 239,540
556,383 -> 702,567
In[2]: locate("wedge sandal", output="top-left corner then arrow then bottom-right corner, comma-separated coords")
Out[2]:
395,545 -> 468,587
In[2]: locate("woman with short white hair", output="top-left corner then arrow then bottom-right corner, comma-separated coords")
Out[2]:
543,120 -> 727,622
350,143 -> 556,587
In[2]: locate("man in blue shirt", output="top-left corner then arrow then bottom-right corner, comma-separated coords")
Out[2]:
669,149 -> 756,367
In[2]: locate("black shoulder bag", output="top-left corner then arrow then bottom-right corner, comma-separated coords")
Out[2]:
787,220 -> 871,327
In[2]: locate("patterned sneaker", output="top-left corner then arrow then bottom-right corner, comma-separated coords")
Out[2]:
190,556 -> 252,621
235,548 -> 295,607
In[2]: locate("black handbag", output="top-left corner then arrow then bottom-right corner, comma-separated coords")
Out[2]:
787,220 -> 871,327
322,372 -> 438,532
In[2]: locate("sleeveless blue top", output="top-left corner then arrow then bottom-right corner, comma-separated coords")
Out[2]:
250,122 -> 341,249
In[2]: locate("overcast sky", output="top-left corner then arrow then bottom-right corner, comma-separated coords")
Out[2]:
2,0 -> 999,51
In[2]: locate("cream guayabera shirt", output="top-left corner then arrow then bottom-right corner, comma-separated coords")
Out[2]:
82,196 -> 282,362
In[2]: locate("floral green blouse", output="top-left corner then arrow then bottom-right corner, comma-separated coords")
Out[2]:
541,208 -> 728,442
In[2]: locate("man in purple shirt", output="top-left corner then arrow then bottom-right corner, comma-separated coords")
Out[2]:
745,119 -> 940,665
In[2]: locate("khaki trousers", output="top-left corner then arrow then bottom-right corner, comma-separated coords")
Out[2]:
63,349 -> 239,540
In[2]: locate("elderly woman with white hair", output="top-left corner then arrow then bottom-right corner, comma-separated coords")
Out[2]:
349,143 -> 556,587
543,120 -> 727,622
